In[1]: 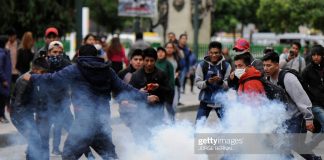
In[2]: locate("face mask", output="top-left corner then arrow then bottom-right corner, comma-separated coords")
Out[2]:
48,55 -> 63,71
94,44 -> 102,50
234,68 -> 245,79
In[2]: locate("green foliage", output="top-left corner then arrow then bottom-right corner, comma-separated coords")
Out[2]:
257,0 -> 324,33
212,0 -> 260,33
0,0 -> 75,38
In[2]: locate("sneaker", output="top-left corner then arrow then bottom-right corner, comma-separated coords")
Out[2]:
52,149 -> 62,155
177,102 -> 184,106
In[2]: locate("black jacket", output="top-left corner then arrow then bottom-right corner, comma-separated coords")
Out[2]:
11,72 -> 47,116
31,56 -> 146,115
302,62 -> 324,107
129,67 -> 171,105
16,48 -> 34,74
118,65 -> 136,81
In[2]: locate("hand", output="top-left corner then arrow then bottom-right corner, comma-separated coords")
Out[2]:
140,87 -> 148,93
208,76 -> 221,84
287,52 -> 295,62
23,73 -> 31,81
175,72 -> 179,78
147,95 -> 159,103
2,81 -> 9,88
120,100 -> 136,108
306,120 -> 315,132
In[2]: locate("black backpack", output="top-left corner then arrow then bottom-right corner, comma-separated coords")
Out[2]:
242,77 -> 294,108
277,69 -> 310,96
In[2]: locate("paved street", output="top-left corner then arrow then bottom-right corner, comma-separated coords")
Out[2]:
0,86 -> 323,160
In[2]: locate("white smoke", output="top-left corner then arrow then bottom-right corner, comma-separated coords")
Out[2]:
116,89 -> 291,160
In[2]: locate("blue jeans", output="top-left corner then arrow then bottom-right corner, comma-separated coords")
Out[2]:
306,106 -> 324,149
196,101 -> 224,123
285,114 -> 317,159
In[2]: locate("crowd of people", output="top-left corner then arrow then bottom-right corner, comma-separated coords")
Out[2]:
0,26 -> 323,160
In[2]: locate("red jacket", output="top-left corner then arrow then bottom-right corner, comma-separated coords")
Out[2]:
238,66 -> 265,95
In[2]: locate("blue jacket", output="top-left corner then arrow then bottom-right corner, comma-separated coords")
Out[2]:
31,56 -> 146,116
0,48 -> 12,96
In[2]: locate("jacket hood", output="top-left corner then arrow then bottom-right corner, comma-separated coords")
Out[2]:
239,66 -> 262,83
203,55 -> 226,66
77,56 -> 112,87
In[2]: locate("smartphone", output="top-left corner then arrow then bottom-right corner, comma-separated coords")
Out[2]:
289,50 -> 294,57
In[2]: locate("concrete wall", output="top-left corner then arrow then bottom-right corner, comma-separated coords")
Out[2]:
166,0 -> 211,44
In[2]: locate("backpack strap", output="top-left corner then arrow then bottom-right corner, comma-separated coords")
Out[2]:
278,70 -> 287,89
298,56 -> 302,73
201,61 -> 209,80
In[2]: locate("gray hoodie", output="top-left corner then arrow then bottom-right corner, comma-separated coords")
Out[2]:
195,56 -> 231,103
269,71 -> 313,120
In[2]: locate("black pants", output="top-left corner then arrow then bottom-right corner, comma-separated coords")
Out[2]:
11,110 -> 43,160
62,111 -> 117,160
0,95 -> 8,118
111,61 -> 123,73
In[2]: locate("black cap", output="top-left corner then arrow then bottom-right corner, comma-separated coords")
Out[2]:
33,57 -> 49,71
157,47 -> 166,53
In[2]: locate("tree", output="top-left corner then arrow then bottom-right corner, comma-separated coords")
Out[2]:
257,0 -> 324,33
212,0 -> 260,36
0,0 -> 75,38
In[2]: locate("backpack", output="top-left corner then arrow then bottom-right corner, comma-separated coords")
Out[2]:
201,60 -> 228,80
277,68 -> 310,96
242,77 -> 294,108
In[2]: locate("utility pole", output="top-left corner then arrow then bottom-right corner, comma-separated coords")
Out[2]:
193,0 -> 199,56
134,17 -> 141,33
75,0 -> 82,49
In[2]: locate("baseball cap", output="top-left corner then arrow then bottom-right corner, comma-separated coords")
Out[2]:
48,41 -> 64,51
45,27 -> 59,37
233,38 -> 250,51
157,46 -> 166,53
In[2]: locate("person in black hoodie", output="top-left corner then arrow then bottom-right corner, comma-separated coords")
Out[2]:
117,49 -> 143,130
129,47 -> 171,143
10,57 -> 49,160
24,44 -> 159,160
302,45 -> 324,152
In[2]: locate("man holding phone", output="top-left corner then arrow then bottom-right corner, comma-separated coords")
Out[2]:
279,42 -> 306,73
194,41 -> 231,124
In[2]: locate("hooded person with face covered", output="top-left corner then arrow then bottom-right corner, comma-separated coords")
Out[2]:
24,44 -> 159,160
34,41 -> 73,158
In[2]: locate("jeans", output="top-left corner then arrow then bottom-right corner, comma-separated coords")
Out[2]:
285,114 -> 317,160
196,101 -> 224,123
306,106 -> 324,149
